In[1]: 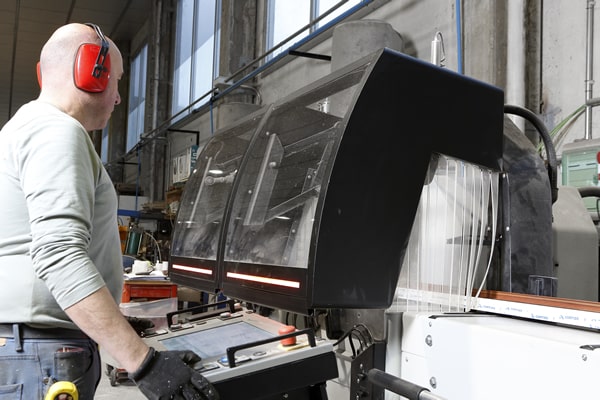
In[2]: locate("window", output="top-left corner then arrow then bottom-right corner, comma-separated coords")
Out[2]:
127,44 -> 148,152
266,1 -> 310,59
315,0 -> 361,28
172,0 -> 219,120
266,0 -> 363,59
101,126 -> 109,163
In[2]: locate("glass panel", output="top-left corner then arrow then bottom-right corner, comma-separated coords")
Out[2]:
126,44 -> 148,151
192,0 -> 217,104
171,115 -> 262,260
172,0 -> 195,118
101,126 -> 108,163
267,0 -> 310,59
316,0 -> 361,28
224,65 -> 366,268
172,0 -> 217,120
394,154 -> 499,312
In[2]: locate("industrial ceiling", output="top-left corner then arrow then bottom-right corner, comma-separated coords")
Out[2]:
0,0 -> 151,127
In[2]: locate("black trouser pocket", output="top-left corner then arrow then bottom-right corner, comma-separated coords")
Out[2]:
53,345 -> 96,399
54,346 -> 91,382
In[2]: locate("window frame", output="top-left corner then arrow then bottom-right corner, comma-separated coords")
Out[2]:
171,0 -> 220,122
126,43 -> 149,152
265,0 -> 364,61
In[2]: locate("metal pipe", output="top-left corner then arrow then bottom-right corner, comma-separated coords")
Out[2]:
506,0 -> 526,133
585,0 -> 595,139
152,0 -> 162,131
430,32 -> 444,66
455,0 -> 463,74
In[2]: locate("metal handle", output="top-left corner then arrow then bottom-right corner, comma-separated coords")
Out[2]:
226,328 -> 316,368
367,369 -> 447,400
166,298 -> 236,327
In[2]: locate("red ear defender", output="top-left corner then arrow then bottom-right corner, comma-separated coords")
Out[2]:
73,43 -> 111,93
72,23 -> 111,93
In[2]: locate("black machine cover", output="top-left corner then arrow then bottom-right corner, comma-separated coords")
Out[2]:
169,48 -> 504,314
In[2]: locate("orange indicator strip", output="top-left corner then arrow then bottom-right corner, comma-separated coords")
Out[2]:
172,264 -> 213,275
226,272 -> 300,288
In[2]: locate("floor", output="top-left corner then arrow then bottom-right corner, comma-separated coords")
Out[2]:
94,363 -> 146,399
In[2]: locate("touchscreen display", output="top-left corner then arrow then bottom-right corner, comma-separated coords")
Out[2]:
159,321 -> 274,359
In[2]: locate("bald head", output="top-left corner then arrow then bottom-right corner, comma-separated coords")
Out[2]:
40,23 -> 115,91
37,23 -> 123,131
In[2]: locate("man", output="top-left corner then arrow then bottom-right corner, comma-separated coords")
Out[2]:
0,23 -> 217,400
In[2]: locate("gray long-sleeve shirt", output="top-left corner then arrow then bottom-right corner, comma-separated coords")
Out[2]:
0,100 -> 123,328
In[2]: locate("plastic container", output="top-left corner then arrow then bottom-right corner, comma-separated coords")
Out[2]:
119,297 -> 177,330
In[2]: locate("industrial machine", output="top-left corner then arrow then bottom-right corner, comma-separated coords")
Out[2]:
162,47 -> 600,399
169,47 -> 502,311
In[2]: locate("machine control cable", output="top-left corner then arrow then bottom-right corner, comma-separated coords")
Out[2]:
504,104 -> 558,203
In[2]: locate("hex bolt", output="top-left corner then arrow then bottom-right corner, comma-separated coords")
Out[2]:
430,377 -> 437,389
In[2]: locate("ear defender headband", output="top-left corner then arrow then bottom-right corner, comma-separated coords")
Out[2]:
73,23 -> 111,93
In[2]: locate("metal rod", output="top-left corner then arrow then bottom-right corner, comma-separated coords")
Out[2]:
585,0 -> 595,139
288,50 -> 332,61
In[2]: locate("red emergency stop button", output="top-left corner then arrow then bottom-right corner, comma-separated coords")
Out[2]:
278,325 -> 297,346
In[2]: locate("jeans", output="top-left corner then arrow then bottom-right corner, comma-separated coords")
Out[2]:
0,335 -> 100,400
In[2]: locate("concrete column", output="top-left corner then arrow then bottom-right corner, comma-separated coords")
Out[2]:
329,20 -> 404,117
216,0 -> 259,108
331,19 -> 404,72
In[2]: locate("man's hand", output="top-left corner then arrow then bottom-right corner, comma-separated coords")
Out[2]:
129,347 -> 219,400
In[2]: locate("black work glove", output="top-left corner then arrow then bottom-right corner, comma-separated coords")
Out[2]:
130,347 -> 219,400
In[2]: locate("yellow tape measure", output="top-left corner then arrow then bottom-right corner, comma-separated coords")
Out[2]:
44,381 -> 78,400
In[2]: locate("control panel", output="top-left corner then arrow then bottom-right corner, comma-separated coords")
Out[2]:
142,309 -> 338,399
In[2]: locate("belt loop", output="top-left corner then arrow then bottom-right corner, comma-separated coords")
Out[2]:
12,324 -> 23,352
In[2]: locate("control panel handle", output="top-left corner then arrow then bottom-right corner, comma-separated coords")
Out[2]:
166,299 -> 237,327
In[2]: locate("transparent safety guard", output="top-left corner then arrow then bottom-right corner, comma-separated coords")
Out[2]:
171,114 -> 262,260
394,154 -> 500,312
223,67 -> 368,269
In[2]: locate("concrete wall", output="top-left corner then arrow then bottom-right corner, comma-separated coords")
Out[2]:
118,0 -> 600,198
542,1 -> 597,150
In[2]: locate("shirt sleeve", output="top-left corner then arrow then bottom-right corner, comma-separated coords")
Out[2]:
19,115 -> 107,309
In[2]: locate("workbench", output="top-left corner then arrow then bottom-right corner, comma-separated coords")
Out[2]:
121,279 -> 178,303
